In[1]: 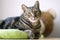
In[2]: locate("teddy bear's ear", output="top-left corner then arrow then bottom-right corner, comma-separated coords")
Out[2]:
34,1 -> 39,9
21,4 -> 28,12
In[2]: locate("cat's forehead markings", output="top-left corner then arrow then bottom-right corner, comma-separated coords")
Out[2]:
27,7 -> 33,12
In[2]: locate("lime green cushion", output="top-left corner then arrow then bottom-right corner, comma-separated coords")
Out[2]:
0,29 -> 28,38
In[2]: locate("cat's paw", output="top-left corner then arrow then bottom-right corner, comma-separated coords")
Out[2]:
24,30 -> 34,39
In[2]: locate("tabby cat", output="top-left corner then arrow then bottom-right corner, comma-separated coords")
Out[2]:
0,1 -> 56,39
0,1 -> 41,39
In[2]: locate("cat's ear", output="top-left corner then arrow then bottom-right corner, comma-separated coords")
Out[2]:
21,4 -> 27,12
34,1 -> 39,9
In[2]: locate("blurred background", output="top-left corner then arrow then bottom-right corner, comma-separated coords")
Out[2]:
0,0 -> 60,38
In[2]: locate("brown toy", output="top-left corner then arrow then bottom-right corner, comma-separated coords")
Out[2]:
40,9 -> 56,37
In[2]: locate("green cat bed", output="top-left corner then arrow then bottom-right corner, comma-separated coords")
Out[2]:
0,29 -> 28,39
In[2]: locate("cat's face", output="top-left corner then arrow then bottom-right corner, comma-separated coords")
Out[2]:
22,1 -> 41,28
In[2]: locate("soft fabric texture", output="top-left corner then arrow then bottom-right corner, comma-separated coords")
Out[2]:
0,29 -> 28,38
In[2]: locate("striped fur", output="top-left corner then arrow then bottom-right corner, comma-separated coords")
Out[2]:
0,1 -> 41,39
0,1 -> 56,39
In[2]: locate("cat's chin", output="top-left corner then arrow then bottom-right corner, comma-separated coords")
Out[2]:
28,18 -> 40,26
28,18 -> 39,23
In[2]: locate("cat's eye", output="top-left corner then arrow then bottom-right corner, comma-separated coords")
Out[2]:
26,13 -> 31,17
34,11 -> 38,15
34,11 -> 37,14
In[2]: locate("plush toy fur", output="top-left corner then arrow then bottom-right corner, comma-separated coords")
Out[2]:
40,9 -> 56,37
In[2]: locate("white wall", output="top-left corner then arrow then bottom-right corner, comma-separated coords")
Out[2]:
0,0 -> 1,19
0,0 -> 60,37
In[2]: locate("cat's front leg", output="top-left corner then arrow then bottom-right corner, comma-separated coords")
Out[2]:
24,30 -> 35,39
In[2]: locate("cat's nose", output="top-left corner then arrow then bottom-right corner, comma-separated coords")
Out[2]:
34,14 -> 37,17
